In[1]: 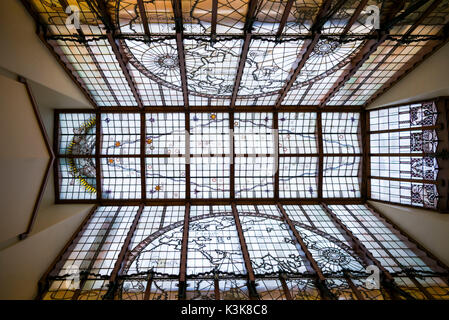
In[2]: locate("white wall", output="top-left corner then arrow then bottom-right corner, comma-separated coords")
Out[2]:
0,0 -> 94,299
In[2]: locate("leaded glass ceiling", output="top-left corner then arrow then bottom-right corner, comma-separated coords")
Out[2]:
56,111 -> 362,201
22,0 -> 449,108
40,204 -> 449,300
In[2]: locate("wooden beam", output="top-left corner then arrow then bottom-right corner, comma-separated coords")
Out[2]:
19,0 -> 97,108
143,273 -> 154,300
56,198 -> 365,206
316,111 -> 323,199
319,33 -> 388,107
370,176 -> 437,185
361,109 -> 369,201
55,105 -> 363,113
106,32 -> 144,108
321,203 -> 381,269
369,125 -> 440,135
230,112 -> 235,198
273,112 -> 279,199
231,204 -> 256,283
321,203 -> 406,299
230,0 -> 259,107
340,204 -> 417,299
137,0 -> 151,39
230,33 -> 251,108
57,0 -> 120,106
275,0 -> 294,39
109,205 -> 144,283
178,202 -> 190,299
140,113 -> 146,199
72,206 -> 121,300
277,204 -> 324,279
344,272 -> 365,300
17,77 -> 55,240
278,204 -> 335,300
341,0 -> 369,36
279,274 -> 293,300
185,112 -> 191,199
172,0 -> 189,108
275,34 -> 320,107
96,112 -> 102,200
105,205 -> 144,299
324,0 -> 440,107
340,0 -> 444,106
211,0 -> 218,41
275,0 -> 341,107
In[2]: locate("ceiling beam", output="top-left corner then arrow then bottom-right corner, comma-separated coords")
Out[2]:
231,204 -> 256,283
341,0 -> 369,36
105,204 -> 144,299
274,34 -> 320,107
95,111 -> 102,201
273,112 -> 279,199
360,110 -> 369,201
72,206 -> 121,300
230,0 -> 259,108
365,202 -> 449,272
137,0 -> 151,39
172,0 -> 189,108
230,113 -> 235,199
140,113 -> 147,199
316,111 -> 323,199
275,0 -> 294,39
178,202 -> 190,300
318,32 -> 388,107
106,32 -> 144,108
87,0 -> 144,108
277,204 -> 334,300
211,0 -> 218,41
321,204 -> 404,300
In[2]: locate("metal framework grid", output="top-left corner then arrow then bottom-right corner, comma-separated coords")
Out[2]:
54,109 -> 365,204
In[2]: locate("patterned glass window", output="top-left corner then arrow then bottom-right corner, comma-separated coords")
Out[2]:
369,102 -> 440,208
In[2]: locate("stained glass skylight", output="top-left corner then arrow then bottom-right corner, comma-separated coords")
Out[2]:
23,0 -> 449,108
40,204 -> 449,300
55,111 -> 364,201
